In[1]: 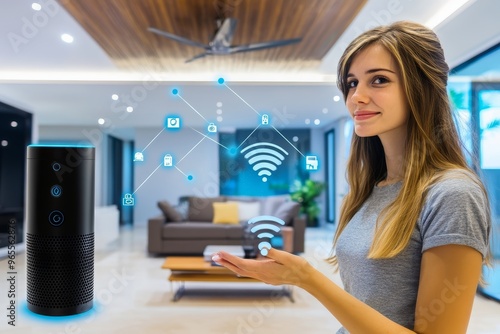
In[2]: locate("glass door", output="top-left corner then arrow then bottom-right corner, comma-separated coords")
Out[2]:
474,82 -> 500,301
325,129 -> 335,223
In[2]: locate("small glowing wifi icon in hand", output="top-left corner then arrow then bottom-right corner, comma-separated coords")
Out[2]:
248,215 -> 286,256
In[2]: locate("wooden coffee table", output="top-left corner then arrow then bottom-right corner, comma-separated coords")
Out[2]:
162,256 -> 294,302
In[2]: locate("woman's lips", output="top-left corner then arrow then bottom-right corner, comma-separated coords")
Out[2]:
354,112 -> 380,120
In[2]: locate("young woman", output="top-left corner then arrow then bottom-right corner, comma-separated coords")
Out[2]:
212,21 -> 491,333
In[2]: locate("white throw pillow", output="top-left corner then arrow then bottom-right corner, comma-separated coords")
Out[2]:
228,201 -> 261,222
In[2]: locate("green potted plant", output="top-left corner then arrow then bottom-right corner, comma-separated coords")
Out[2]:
290,179 -> 325,227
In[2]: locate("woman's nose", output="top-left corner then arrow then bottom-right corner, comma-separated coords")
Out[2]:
350,84 -> 370,105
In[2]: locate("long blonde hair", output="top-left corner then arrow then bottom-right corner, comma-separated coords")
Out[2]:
331,21 -> 490,263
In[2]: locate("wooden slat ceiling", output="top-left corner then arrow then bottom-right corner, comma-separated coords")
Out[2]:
60,0 -> 366,73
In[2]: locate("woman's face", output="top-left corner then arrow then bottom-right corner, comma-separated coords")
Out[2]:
345,43 -> 409,139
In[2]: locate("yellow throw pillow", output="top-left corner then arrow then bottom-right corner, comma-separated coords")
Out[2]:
212,202 -> 239,224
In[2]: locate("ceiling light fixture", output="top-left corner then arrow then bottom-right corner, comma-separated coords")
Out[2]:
305,119 -> 311,125
333,95 -> 340,102
126,106 -> 133,113
61,34 -> 74,43
31,3 -> 41,11
98,118 -> 105,125
111,94 -> 119,100
314,119 -> 321,125
0,72 -> 336,83
11,121 -> 18,127
1,140 -> 8,147
426,0 -> 472,29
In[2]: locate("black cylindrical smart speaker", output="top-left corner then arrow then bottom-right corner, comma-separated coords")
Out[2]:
26,145 -> 95,316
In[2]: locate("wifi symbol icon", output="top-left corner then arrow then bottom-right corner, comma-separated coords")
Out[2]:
240,142 -> 289,182
248,215 -> 286,256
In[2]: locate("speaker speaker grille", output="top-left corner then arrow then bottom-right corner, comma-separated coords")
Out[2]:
27,233 -> 94,309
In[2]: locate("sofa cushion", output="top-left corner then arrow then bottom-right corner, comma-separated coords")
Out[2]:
228,201 -> 261,221
273,201 -> 301,226
187,196 -> 226,222
157,201 -> 183,222
212,202 -> 239,224
162,222 -> 244,239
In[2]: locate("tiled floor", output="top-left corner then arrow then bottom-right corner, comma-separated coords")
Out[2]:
0,224 -> 499,333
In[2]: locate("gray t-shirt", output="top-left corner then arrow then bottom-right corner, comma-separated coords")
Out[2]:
335,172 -> 490,333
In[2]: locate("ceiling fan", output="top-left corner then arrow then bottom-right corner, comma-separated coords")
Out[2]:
148,18 -> 302,63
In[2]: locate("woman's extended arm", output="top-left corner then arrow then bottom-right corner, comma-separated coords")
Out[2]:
213,244 -> 481,334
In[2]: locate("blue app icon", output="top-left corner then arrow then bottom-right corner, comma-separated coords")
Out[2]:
51,185 -> 62,197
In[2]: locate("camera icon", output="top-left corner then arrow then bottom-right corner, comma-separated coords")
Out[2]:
167,117 -> 180,128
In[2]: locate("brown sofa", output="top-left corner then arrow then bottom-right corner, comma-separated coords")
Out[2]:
148,195 -> 306,255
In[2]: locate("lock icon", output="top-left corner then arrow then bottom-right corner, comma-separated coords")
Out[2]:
163,154 -> 173,167
207,123 -> 217,133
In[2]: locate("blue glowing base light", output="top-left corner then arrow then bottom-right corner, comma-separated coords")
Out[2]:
171,88 -> 179,95
187,175 -> 193,181
28,144 -> 95,148
217,77 -> 225,85
20,301 -> 101,323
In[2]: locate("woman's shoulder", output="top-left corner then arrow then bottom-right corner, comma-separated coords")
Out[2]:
424,168 -> 487,207
428,169 -> 483,194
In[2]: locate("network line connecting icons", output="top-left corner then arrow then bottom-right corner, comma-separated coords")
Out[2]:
127,77 -> 321,204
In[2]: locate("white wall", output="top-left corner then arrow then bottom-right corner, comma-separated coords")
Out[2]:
37,125 -> 108,206
133,127 -> 219,226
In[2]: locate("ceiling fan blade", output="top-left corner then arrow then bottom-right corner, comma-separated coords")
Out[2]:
148,27 -> 207,49
229,38 -> 302,53
185,53 -> 208,63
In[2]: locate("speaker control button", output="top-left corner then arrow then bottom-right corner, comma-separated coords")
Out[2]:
51,185 -> 62,197
48,210 -> 64,226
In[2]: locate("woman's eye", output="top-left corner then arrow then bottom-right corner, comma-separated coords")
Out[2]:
373,76 -> 389,84
346,80 -> 357,89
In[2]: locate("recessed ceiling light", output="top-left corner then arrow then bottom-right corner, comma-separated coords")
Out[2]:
216,102 -> 223,107
31,3 -> 41,11
333,95 -> 340,102
292,136 -> 299,142
126,106 -> 133,113
216,109 -> 222,115
305,119 -> 311,125
111,94 -> 119,100
322,108 -> 328,114
314,119 -> 321,125
11,121 -> 18,127
217,116 -> 223,122
61,34 -> 74,43
98,118 -> 105,125
1,140 -> 8,147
